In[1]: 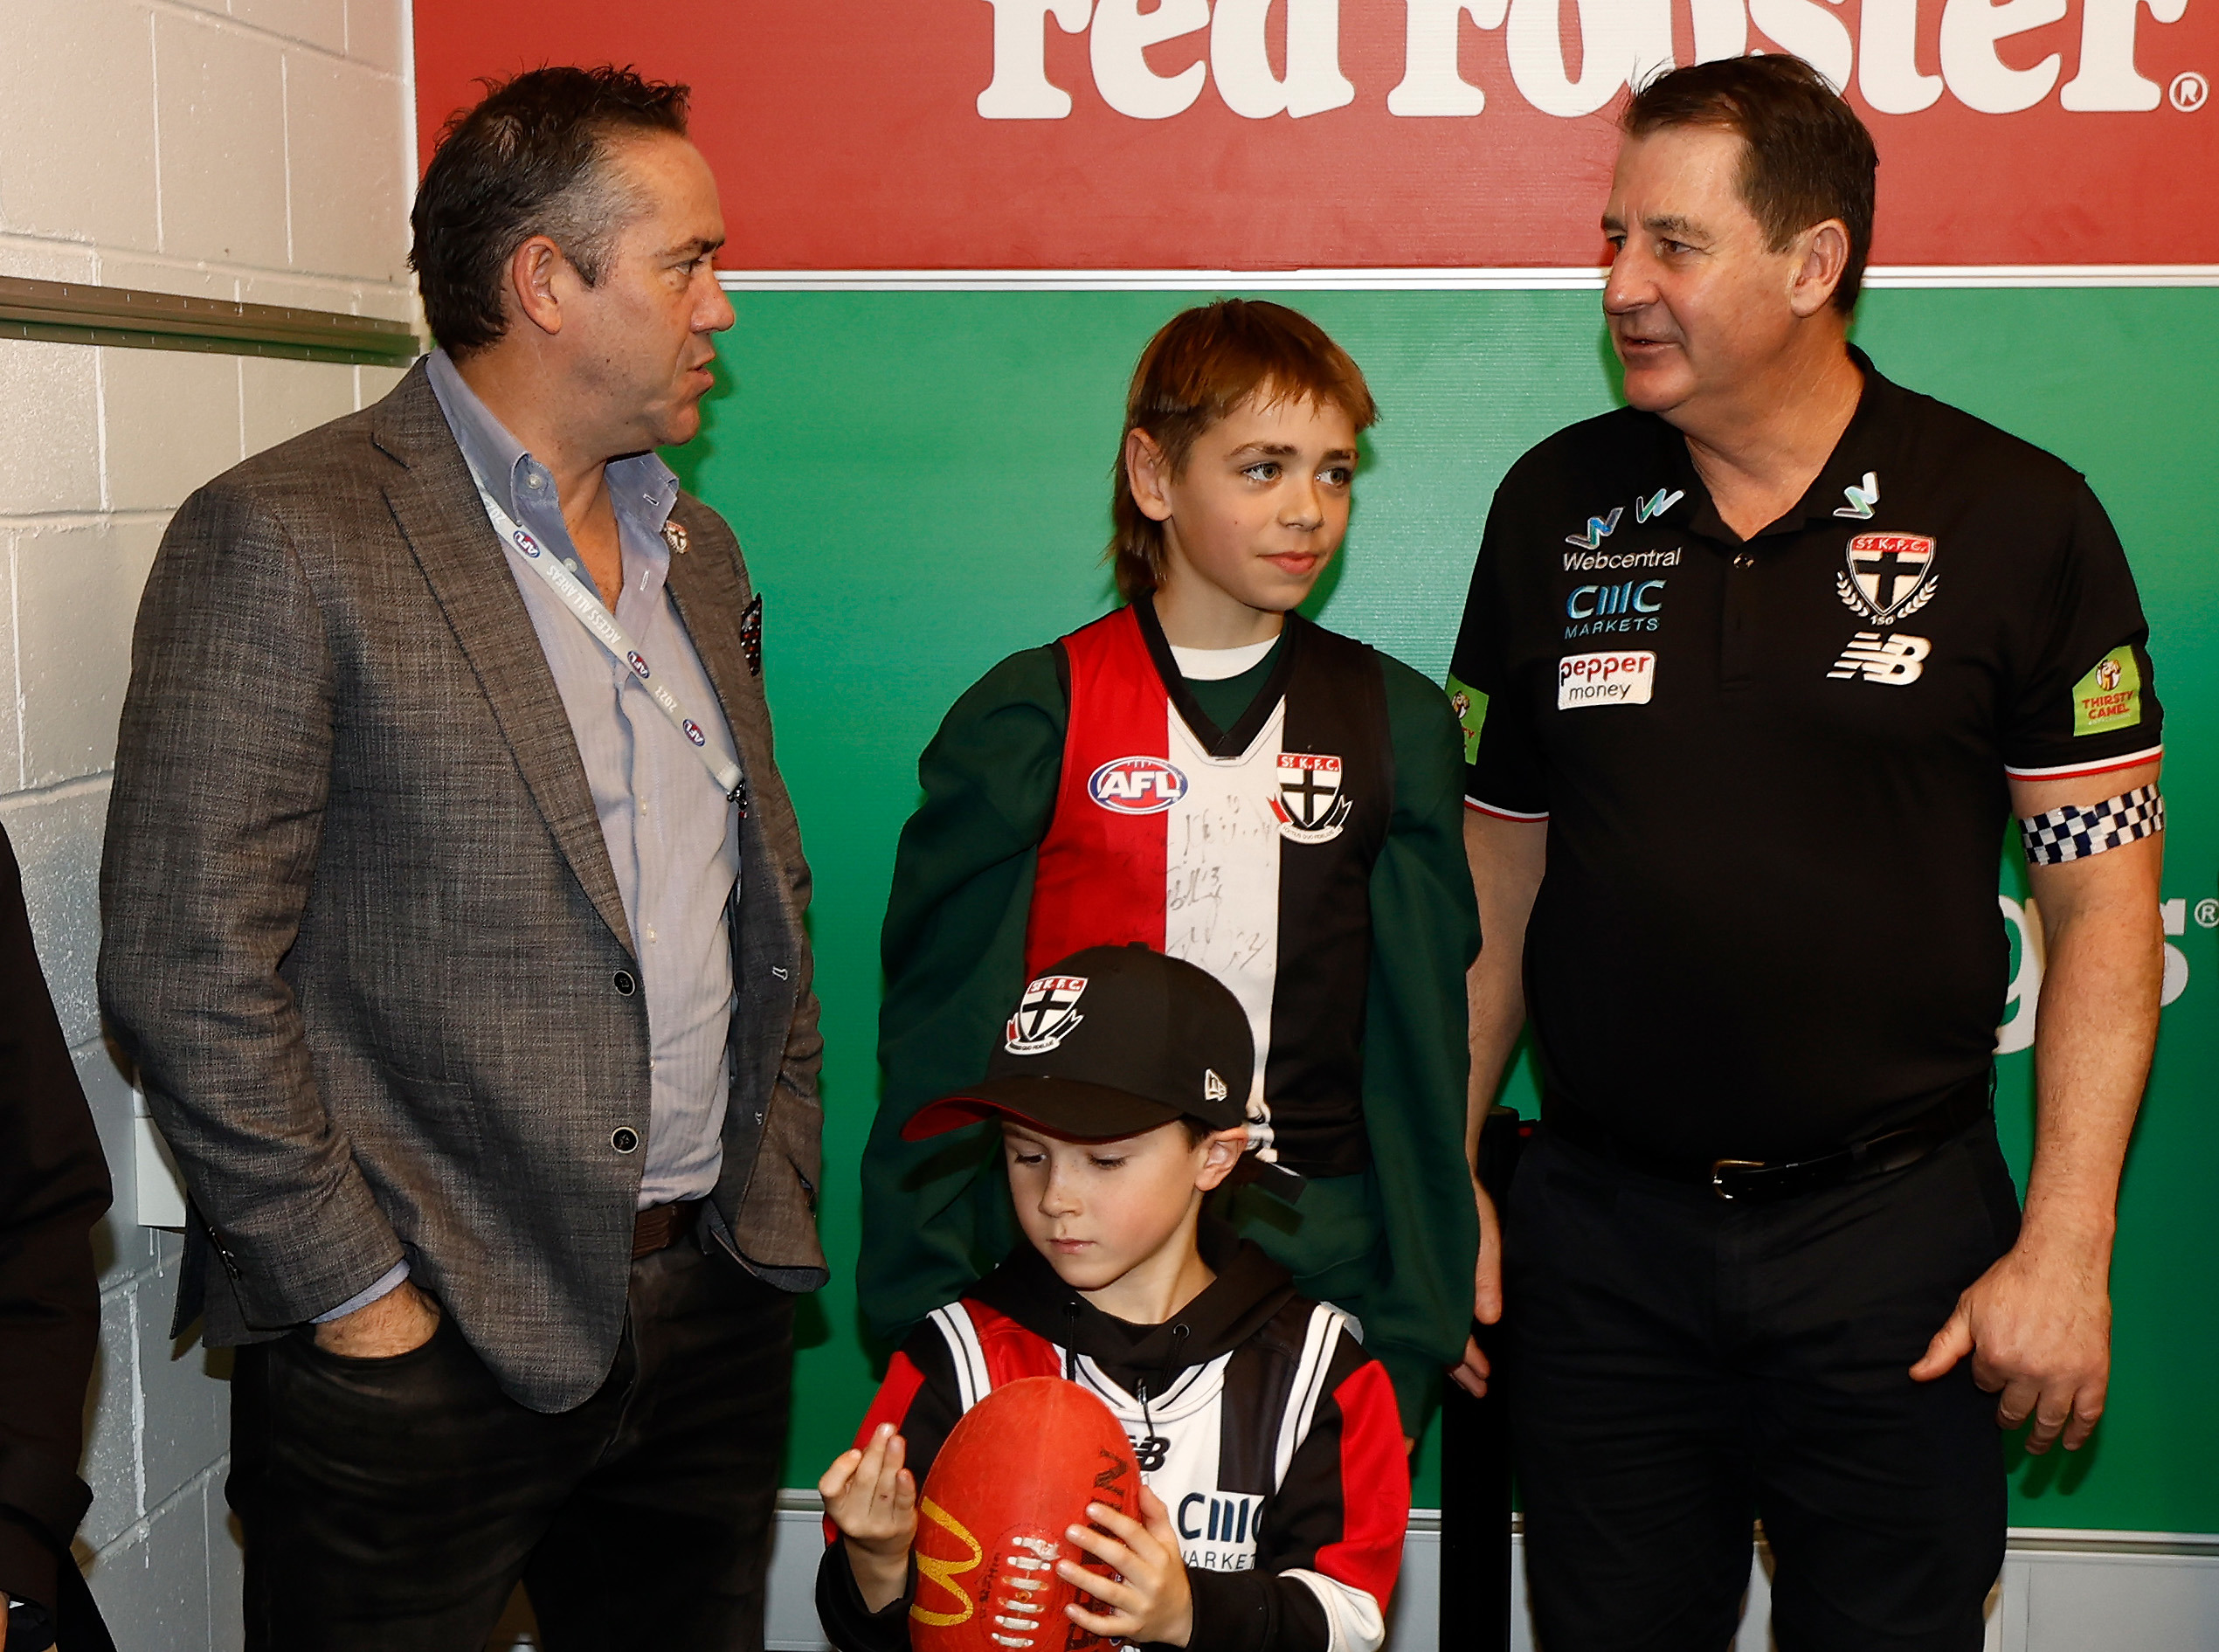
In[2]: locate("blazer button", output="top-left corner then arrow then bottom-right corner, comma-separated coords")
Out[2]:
613,970 -> 637,997
612,1127 -> 640,1154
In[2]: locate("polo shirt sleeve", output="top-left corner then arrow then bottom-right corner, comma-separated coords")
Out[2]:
2001,482 -> 2164,783
1448,512 -> 1550,822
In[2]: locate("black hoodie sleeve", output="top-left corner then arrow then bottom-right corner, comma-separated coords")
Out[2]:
816,1324 -> 965,1652
814,1544 -> 914,1652
1160,1567 -> 1332,1652
1153,1333 -> 1409,1652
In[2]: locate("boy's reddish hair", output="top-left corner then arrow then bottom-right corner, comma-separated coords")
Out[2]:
1110,300 -> 1379,602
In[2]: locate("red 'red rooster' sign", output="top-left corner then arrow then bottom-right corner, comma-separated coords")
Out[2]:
416,0 -> 2219,270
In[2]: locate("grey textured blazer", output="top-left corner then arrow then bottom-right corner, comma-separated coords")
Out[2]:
99,363 -> 825,1412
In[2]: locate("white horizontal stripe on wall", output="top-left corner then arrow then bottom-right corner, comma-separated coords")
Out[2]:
719,266 -> 2219,294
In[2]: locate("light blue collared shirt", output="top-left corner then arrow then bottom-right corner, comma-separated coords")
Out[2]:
427,349 -> 741,1205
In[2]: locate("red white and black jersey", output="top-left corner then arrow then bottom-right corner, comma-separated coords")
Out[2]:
1027,597 -> 1393,1178
817,1233 -> 1409,1652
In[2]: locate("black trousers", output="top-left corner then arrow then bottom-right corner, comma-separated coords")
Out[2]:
1505,1123 -> 2022,1652
230,1234 -> 796,1652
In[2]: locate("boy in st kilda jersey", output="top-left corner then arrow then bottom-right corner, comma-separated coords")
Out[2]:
859,301 -> 1481,1441
818,947 -> 1409,1652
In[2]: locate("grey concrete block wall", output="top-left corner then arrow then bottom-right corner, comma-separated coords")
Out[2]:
0,1 -> 418,1645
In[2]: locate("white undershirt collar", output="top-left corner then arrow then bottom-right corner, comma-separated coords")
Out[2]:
1169,636 -> 1278,681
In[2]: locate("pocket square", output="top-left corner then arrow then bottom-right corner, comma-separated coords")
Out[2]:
740,594 -> 764,678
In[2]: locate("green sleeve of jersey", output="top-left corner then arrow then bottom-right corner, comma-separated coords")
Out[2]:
861,646 -> 1068,1345
1360,657 -> 1484,1430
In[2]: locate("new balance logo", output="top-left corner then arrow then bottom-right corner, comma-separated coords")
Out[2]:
1635,487 -> 1683,523
1828,632 -> 1930,684
1564,507 -> 1623,550
1835,471 -> 1880,520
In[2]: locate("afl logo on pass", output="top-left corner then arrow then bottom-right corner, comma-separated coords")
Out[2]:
1089,756 -> 1187,814
626,651 -> 651,680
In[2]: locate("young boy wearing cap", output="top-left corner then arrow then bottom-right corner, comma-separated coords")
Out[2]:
819,945 -> 1410,1652
861,300 -> 1481,1435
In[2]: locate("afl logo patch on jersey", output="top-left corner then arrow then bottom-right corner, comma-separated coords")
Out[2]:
1006,973 -> 1089,1054
1089,756 -> 1188,814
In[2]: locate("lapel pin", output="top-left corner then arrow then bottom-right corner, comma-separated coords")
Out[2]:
662,519 -> 690,556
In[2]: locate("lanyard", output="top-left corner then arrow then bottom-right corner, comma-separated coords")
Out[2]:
472,480 -> 745,806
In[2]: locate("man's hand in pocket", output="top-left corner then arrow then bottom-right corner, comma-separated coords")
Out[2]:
314,1280 -> 441,1358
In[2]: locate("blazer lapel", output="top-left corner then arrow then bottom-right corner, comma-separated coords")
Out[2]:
661,505 -> 766,778
371,370 -> 634,957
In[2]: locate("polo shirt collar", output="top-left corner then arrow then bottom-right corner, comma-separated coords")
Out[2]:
1658,345 -> 1898,548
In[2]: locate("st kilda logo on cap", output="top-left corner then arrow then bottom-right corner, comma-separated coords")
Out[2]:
1005,973 -> 1088,1054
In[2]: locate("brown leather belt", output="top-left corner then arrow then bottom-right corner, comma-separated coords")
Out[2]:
633,1198 -> 704,1258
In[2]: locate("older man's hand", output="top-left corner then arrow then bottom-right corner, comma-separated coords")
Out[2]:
1911,1237 -> 2112,1454
314,1280 -> 442,1358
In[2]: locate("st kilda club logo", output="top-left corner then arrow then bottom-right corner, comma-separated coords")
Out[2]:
1270,753 -> 1351,844
1006,973 -> 1089,1054
1837,534 -> 1939,626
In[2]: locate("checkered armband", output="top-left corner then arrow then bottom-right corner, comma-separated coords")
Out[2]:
2019,785 -> 2164,866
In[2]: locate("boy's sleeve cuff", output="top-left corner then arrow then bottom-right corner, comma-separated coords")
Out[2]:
813,1539 -> 912,1652
1168,1567 -> 1279,1652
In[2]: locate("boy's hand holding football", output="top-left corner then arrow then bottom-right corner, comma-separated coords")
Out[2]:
819,1423 -> 916,1613
1060,1483 -> 1194,1648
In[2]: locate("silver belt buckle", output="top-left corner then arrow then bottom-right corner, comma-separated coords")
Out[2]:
1711,1158 -> 1765,1201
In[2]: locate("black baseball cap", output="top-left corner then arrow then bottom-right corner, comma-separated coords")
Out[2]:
902,944 -> 1254,1144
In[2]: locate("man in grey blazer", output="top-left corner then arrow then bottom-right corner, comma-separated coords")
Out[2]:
99,67 -> 822,1649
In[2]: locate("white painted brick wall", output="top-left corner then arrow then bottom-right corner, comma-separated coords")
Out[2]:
0,2 -> 418,1644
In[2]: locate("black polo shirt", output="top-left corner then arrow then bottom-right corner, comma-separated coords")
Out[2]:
1448,351 -> 2162,1162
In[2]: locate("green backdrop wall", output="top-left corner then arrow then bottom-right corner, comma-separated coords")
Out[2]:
668,286 -> 2218,1528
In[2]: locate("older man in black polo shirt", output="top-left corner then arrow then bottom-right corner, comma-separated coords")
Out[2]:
1449,56 -> 2165,1652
